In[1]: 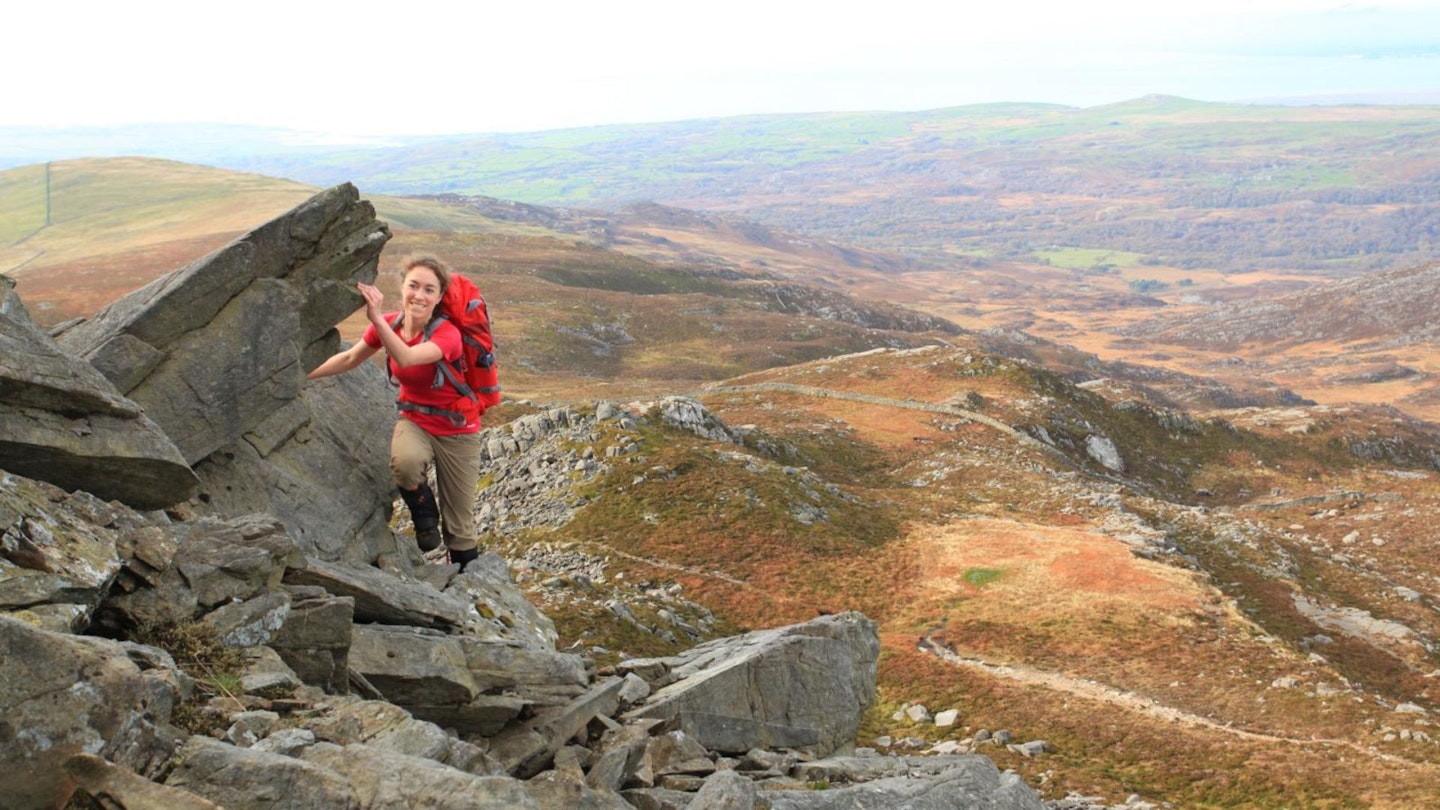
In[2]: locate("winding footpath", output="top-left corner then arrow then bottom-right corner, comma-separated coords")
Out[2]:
919,634 -> 1408,763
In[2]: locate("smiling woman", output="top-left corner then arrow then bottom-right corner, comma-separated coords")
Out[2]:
307,254 -> 485,571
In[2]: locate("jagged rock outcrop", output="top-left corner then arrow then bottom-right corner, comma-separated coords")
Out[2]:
0,275 -> 197,509
53,183 -> 397,565
192,365 -> 398,567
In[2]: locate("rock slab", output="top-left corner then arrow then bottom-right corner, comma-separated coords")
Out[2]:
624,611 -> 879,757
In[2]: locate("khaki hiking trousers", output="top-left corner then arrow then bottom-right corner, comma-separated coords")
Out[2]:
390,418 -> 483,552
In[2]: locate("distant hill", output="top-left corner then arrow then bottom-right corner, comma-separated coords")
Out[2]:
8,98 -> 1438,280
209,96 -> 1440,279
0,158 -> 550,324
1120,260 -> 1440,419
1128,261 -> 1440,353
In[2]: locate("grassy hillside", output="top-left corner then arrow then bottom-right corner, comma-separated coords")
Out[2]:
482,345 -> 1440,808
0,158 -> 568,325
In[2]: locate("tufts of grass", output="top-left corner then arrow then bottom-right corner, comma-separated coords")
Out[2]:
129,619 -> 247,734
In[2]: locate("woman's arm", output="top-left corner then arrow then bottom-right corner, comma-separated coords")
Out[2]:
307,339 -> 380,380
359,283 -> 445,368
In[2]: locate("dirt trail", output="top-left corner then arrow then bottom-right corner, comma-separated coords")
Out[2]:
919,635 -> 1406,762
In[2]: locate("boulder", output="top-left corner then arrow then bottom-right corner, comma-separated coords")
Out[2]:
634,730 -> 716,787
165,736 -> 361,810
237,644 -> 304,698
95,514 -> 297,633
349,624 -> 478,706
204,590 -> 292,648
1,473 -> 127,623
0,617 -> 183,810
687,768 -> 758,810
268,586 -> 354,692
283,555 -> 468,629
522,765 -> 633,810
447,556 -> 561,648
54,183 -> 397,563
769,754 -> 1046,809
301,742 -> 539,809
623,611 -> 878,757
655,396 -> 738,443
65,753 -> 223,810
0,275 -> 197,509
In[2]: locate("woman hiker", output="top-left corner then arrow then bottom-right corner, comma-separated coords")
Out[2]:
307,254 -> 482,570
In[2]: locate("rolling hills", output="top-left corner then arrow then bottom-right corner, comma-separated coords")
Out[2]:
5,157 -> 1440,807
208,96 -> 1440,281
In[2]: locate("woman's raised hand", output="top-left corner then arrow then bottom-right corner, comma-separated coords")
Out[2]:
358,282 -> 385,323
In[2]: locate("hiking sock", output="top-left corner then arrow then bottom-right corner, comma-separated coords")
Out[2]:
398,484 -> 442,552
449,546 -> 479,572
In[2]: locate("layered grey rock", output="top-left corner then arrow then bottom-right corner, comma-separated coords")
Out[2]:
623,611 -> 879,757
268,586 -> 354,692
0,275 -> 197,509
283,555 -> 468,629
769,754 -> 1046,809
54,183 -> 396,564
96,514 -> 297,633
0,617 -> 184,810
446,556 -> 561,648
302,697 -> 500,774
192,365 -> 399,567
350,624 -> 479,706
1,472 -> 128,626
165,736 -> 362,810
301,742 -> 539,809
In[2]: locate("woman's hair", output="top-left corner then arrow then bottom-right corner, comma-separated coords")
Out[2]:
401,254 -> 452,297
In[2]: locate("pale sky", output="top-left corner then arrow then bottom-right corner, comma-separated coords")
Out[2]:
5,0 -> 1438,137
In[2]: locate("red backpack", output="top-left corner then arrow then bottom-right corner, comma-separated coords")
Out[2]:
391,273 -> 501,426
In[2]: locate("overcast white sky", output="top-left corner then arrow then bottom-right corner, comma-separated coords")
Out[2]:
4,0 -> 1438,137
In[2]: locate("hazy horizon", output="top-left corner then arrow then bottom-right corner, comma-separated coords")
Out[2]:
2,0 -> 1437,145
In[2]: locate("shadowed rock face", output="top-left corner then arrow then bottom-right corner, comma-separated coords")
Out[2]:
0,275 -> 198,509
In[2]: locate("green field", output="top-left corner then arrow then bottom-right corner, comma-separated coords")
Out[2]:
1034,247 -> 1148,270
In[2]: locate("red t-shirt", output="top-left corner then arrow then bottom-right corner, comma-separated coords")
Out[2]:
362,315 -> 479,435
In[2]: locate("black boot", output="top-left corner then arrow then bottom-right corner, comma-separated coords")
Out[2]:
398,484 -> 441,552
449,546 -> 479,572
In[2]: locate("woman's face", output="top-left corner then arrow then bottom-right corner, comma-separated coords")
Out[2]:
401,266 -> 443,322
